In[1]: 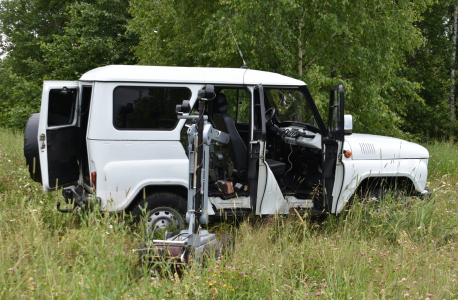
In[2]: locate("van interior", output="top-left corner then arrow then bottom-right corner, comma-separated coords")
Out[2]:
183,86 -> 323,204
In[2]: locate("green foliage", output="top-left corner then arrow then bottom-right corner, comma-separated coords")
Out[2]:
39,0 -> 137,80
402,0 -> 458,139
129,0 -> 433,138
0,0 -> 137,129
0,62 -> 42,128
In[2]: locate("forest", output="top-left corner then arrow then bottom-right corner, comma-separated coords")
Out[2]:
0,0 -> 457,140
2,2 -> 458,299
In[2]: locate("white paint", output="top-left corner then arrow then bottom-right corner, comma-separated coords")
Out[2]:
80,65 -> 305,87
38,81 -> 79,190
36,66 -> 430,217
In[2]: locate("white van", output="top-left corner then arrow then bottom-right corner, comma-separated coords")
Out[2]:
24,65 -> 430,231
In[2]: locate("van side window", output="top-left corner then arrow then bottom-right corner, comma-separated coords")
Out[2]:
217,88 -> 251,123
113,86 -> 191,130
47,88 -> 77,126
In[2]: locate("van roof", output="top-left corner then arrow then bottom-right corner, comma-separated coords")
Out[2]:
79,65 -> 306,86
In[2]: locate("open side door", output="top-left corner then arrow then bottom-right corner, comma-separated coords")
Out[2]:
249,84 -> 268,212
322,84 -> 345,213
38,81 -> 82,191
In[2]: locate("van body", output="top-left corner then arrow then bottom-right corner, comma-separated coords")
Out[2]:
25,65 -> 430,222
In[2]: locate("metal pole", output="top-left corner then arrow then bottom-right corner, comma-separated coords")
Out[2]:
194,100 -> 205,234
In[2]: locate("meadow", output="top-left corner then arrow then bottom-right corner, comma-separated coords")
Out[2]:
1,128 -> 458,299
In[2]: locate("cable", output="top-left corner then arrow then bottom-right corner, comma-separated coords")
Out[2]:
284,143 -> 294,178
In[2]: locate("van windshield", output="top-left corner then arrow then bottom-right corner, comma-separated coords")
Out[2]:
264,88 -> 315,125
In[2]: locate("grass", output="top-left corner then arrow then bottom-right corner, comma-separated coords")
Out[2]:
1,128 -> 458,299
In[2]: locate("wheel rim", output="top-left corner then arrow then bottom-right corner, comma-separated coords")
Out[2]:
146,207 -> 182,233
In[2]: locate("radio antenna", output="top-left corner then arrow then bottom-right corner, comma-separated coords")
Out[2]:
225,19 -> 248,68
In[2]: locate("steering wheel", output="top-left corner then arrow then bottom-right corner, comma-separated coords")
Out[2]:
265,107 -> 276,124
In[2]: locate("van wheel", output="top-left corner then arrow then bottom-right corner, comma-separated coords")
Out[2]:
129,193 -> 186,238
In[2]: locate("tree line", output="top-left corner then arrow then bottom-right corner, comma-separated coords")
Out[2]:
0,0 -> 457,140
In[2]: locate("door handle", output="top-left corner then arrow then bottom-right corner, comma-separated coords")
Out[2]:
40,134 -> 46,150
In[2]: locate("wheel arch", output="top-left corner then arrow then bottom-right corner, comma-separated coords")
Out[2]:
354,176 -> 417,198
336,174 -> 417,215
124,184 -> 188,212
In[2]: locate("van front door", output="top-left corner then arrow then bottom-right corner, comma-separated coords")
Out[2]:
322,84 -> 345,213
249,84 -> 268,212
38,81 -> 82,191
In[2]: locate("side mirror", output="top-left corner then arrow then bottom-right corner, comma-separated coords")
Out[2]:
344,114 -> 353,135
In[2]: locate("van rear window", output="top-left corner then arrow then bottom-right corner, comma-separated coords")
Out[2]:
47,88 -> 77,126
113,86 -> 191,130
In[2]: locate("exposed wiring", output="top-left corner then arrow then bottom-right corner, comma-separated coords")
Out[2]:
284,143 -> 294,178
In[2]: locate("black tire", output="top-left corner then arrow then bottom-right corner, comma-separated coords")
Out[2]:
129,193 -> 187,238
24,113 -> 42,183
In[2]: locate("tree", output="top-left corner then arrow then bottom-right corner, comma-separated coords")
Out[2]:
40,0 -> 137,80
401,0 -> 458,139
129,0 -> 432,138
0,0 -> 137,128
450,3 -> 458,123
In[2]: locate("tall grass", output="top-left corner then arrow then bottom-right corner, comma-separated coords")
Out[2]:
1,128 -> 457,299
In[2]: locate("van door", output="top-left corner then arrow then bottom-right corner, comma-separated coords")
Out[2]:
38,81 -> 82,191
249,84 -> 268,212
78,82 -> 94,188
322,84 -> 345,213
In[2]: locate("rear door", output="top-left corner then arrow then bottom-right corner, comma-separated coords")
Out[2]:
38,81 -> 82,191
322,84 -> 345,213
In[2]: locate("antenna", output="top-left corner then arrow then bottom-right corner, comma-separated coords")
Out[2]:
225,19 -> 248,68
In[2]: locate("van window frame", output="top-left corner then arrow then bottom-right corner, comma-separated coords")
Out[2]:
112,85 -> 192,131
47,88 -> 79,128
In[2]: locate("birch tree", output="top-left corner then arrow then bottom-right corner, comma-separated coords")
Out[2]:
129,0 -> 432,138
450,3 -> 458,122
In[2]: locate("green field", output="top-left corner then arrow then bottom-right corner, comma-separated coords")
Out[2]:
1,128 -> 458,299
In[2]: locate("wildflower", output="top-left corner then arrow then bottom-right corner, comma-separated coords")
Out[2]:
381,289 -> 385,294
109,225 -> 113,229
401,278 -> 407,282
